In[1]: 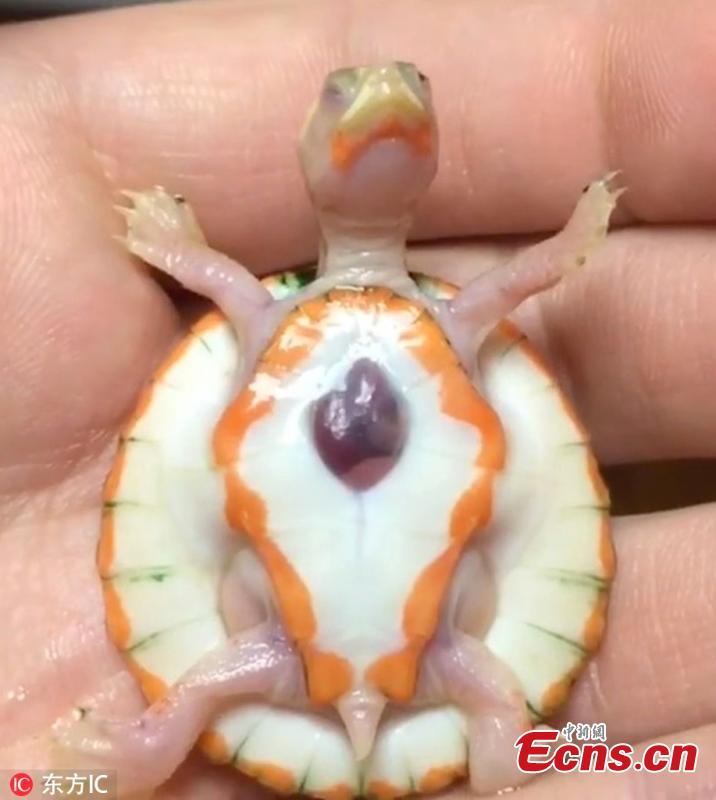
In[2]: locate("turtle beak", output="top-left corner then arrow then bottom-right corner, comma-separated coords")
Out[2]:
331,64 -> 433,170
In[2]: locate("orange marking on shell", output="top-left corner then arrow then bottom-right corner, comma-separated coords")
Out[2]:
302,646 -> 353,705
154,336 -> 194,384
331,119 -> 433,171
103,441 -> 126,500
418,763 -> 467,793
540,663 -> 582,718
366,312 -> 505,701
410,330 -> 504,566
198,730 -> 231,764
312,783 -> 354,800
598,515 -> 615,579
587,452 -> 610,508
214,393 -> 274,489
255,535 -> 316,643
365,642 -> 421,704
126,658 -> 168,703
449,460 -> 497,540
439,364 -> 504,464
326,285 -> 405,314
122,384 -> 154,434
236,759 -> 295,795
403,546 -> 461,640
97,511 -> 115,579
214,296 -> 354,704
218,406 -> 319,646
497,318 -> 523,342
398,313 -> 453,374
516,333 -> 555,380
102,582 -> 131,650
365,780 -> 404,800
191,310 -> 225,336
583,590 -> 609,652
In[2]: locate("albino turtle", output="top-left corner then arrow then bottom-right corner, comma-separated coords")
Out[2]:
63,62 -> 618,797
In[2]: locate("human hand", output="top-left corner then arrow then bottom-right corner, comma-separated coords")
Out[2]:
1,1 -> 714,797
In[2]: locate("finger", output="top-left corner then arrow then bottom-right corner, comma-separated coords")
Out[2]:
552,504 -> 716,745
0,58 -> 177,499
410,224 -> 716,464
3,0 -> 716,273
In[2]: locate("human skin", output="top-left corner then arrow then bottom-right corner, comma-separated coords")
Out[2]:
0,0 -> 715,798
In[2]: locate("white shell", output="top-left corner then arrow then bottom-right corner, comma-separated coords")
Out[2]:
99,274 -> 612,797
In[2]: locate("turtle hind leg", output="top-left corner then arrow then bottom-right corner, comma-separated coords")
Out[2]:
52,623 -> 302,797
419,630 -> 533,795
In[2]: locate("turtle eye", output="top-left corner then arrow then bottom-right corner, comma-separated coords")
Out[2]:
405,63 -> 430,96
323,81 -> 346,104
323,67 -> 359,105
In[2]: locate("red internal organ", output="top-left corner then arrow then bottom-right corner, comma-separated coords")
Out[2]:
312,358 -> 406,491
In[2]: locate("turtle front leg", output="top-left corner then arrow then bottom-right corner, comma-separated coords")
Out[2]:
116,187 -> 284,379
420,630 -> 533,795
53,623 -> 302,796
437,173 -> 624,369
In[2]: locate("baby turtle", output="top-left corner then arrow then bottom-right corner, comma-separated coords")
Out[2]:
71,62 -> 618,797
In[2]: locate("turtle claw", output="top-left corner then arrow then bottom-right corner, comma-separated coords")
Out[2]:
569,172 -> 625,268
585,170 -> 624,205
118,188 -> 143,203
115,186 -> 206,247
113,204 -> 133,221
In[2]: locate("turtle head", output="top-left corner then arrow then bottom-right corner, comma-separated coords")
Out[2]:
299,62 -> 438,226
